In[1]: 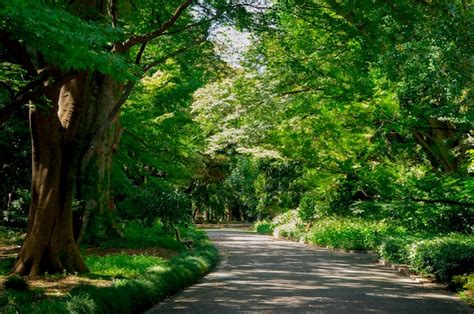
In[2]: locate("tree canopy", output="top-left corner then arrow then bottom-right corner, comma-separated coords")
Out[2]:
0,0 -> 472,276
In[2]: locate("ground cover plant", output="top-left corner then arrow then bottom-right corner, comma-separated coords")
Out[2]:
0,222 -> 218,313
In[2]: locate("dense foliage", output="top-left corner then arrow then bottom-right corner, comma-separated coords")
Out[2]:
0,0 -> 472,299
192,1 -> 473,233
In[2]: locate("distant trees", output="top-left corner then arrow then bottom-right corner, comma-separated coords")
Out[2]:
190,0 -> 473,230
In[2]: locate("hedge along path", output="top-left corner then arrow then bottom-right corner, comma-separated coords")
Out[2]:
148,228 -> 471,313
2,245 -> 219,313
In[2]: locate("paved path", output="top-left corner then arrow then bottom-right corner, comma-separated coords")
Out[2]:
146,229 -> 471,313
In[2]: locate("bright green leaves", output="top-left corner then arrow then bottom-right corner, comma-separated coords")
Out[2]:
185,0 -> 473,232
0,62 -> 27,106
1,0 -> 135,80
192,73 -> 283,158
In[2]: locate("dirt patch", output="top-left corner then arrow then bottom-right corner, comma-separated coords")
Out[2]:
30,275 -> 113,297
0,274 -> 114,297
0,245 -> 20,258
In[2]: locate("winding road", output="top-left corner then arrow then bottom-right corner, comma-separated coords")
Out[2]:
146,228 -> 471,313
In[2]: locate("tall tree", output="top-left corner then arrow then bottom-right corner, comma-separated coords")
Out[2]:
190,0 -> 473,229
1,0 -> 258,276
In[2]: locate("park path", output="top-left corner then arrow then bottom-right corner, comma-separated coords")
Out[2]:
146,228 -> 471,313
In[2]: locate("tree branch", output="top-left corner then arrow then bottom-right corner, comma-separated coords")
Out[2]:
108,0 -> 118,27
116,0 -> 193,52
135,42 -> 148,65
124,128 -> 168,153
278,86 -> 319,96
142,37 -> 207,73
82,36 -> 206,168
161,11 -> 222,36
414,126 -> 473,136
0,70 -> 77,125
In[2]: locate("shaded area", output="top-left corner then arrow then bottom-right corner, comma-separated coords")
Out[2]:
147,229 -> 470,313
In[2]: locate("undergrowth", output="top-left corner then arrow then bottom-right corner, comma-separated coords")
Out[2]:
0,222 -> 219,313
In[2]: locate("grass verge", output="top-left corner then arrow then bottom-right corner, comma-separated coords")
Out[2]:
0,224 -> 219,313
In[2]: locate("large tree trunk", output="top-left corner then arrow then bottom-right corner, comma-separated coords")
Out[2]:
76,74 -> 124,244
13,75 -> 89,276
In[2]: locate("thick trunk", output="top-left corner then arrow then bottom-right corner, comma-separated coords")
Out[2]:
14,72 -> 125,275
76,75 -> 124,244
13,76 -> 89,276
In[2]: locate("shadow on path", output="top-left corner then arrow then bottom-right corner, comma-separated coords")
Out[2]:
146,229 -> 471,313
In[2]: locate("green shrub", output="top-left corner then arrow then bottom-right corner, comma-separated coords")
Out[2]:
66,293 -> 96,314
4,275 -> 28,291
270,210 -> 305,240
0,289 -> 47,313
308,218 -> 391,251
456,273 -> 474,305
100,221 -> 184,251
254,220 -> 273,234
0,258 -> 15,276
451,273 -> 474,305
408,234 -> 474,282
1,188 -> 30,229
298,194 -> 318,222
378,236 -> 415,263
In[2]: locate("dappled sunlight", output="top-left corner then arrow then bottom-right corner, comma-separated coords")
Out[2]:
148,229 -> 468,313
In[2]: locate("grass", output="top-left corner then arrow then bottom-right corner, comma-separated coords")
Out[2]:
0,222 -> 219,313
86,254 -> 168,279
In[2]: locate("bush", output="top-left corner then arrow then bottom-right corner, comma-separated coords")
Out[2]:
1,188 -> 30,229
269,210 -> 305,241
378,235 -> 418,263
100,221 -> 184,251
308,218 -> 393,251
454,273 -> 474,305
4,275 -> 28,291
408,234 -> 474,282
254,220 -> 273,234
298,194 -> 318,222
66,293 -> 96,313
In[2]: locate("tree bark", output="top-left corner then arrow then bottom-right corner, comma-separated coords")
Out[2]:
12,0 -> 196,275
13,71 -> 125,275
74,74 -> 124,244
13,75 -> 89,276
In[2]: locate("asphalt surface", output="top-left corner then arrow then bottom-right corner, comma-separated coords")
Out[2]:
146,228 -> 471,313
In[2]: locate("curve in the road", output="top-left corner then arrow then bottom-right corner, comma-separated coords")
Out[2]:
146,229 -> 471,313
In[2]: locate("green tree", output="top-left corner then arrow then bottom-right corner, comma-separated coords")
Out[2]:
1,0 -> 259,276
